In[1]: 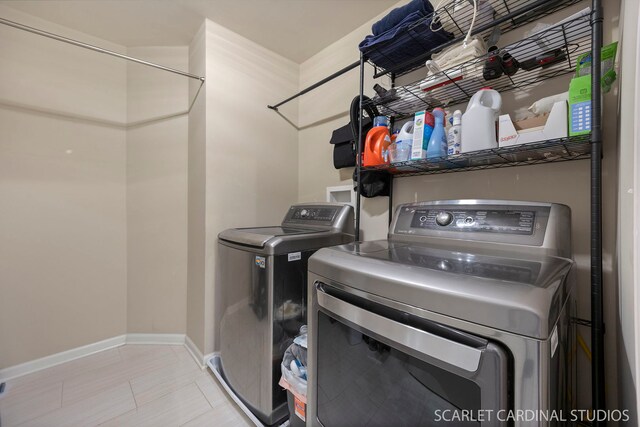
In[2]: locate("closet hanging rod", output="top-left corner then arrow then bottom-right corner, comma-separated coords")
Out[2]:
0,17 -> 205,82
267,59 -> 359,111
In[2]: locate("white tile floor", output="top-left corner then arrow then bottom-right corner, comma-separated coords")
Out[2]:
0,345 -> 253,427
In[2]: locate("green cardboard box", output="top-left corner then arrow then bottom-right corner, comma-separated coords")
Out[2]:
568,75 -> 591,136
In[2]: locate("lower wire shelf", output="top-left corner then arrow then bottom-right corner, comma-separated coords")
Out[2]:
363,134 -> 591,176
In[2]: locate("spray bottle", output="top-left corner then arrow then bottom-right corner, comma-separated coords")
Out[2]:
426,108 -> 447,159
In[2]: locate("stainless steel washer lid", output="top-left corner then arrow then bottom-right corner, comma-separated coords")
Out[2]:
219,226 -> 317,248
218,227 -> 351,255
218,203 -> 355,255
308,241 -> 574,339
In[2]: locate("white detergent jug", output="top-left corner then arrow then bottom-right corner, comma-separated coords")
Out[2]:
390,121 -> 414,163
461,88 -> 502,153
397,121 -> 414,146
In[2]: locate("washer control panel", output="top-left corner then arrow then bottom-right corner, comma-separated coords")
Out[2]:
284,206 -> 340,224
410,208 -> 536,235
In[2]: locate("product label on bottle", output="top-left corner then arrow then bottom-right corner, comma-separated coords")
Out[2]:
411,111 -> 426,160
447,128 -> 461,155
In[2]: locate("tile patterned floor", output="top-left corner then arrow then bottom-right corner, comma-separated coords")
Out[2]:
0,345 -> 254,427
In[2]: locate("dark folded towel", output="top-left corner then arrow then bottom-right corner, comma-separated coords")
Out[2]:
360,10 -> 453,74
372,0 -> 434,36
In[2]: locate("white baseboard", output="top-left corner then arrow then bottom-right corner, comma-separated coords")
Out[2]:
185,335 -> 207,368
0,333 -> 189,382
203,352 -> 215,366
126,333 -> 185,345
0,335 -> 127,382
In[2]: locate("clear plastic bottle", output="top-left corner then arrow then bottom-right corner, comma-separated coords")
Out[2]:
426,108 -> 448,159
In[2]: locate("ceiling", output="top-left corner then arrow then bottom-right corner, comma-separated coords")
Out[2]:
0,0 -> 400,63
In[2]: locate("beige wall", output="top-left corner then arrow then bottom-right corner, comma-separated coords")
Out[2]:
186,19 -> 300,356
298,0 -> 621,412
0,6 -> 128,368
617,0 -> 640,423
0,7 -> 194,368
126,47 -> 189,334
187,22 -> 208,353
298,4 -> 398,241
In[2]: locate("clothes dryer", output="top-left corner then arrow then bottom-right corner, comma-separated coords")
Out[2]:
308,200 -> 575,427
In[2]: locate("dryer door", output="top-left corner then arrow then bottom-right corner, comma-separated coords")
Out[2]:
313,282 -> 510,426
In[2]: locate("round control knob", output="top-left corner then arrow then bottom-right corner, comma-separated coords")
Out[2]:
435,211 -> 453,226
300,209 -> 309,218
437,260 -> 453,272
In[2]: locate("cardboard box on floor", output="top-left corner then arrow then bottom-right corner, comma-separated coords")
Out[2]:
498,101 -> 568,147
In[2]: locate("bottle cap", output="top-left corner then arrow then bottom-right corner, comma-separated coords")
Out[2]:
373,115 -> 388,127
424,111 -> 435,127
452,110 -> 462,125
431,108 -> 446,120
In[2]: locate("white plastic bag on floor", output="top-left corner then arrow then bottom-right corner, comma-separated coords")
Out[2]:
279,327 -> 307,400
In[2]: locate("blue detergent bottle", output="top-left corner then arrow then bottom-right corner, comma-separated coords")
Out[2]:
426,108 -> 447,159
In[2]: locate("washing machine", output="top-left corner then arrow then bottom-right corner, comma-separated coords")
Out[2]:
307,200 -> 576,427
210,203 -> 354,426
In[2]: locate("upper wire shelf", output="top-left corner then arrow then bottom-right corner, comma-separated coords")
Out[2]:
365,0 -> 586,78
366,13 -> 591,118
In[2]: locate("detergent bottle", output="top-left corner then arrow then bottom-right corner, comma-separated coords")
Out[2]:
363,120 -> 391,167
461,88 -> 502,153
426,108 -> 447,159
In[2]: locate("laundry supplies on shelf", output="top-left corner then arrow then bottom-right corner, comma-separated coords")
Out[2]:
447,110 -> 462,155
363,123 -> 391,167
575,41 -> 619,93
410,110 -> 434,160
505,7 -> 591,64
499,100 -> 568,147
359,1 -> 454,75
568,75 -> 591,136
364,11 -> 591,118
426,108 -> 447,158
371,0 -> 433,36
390,121 -> 414,163
461,88 -> 501,153
351,0 -> 607,178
